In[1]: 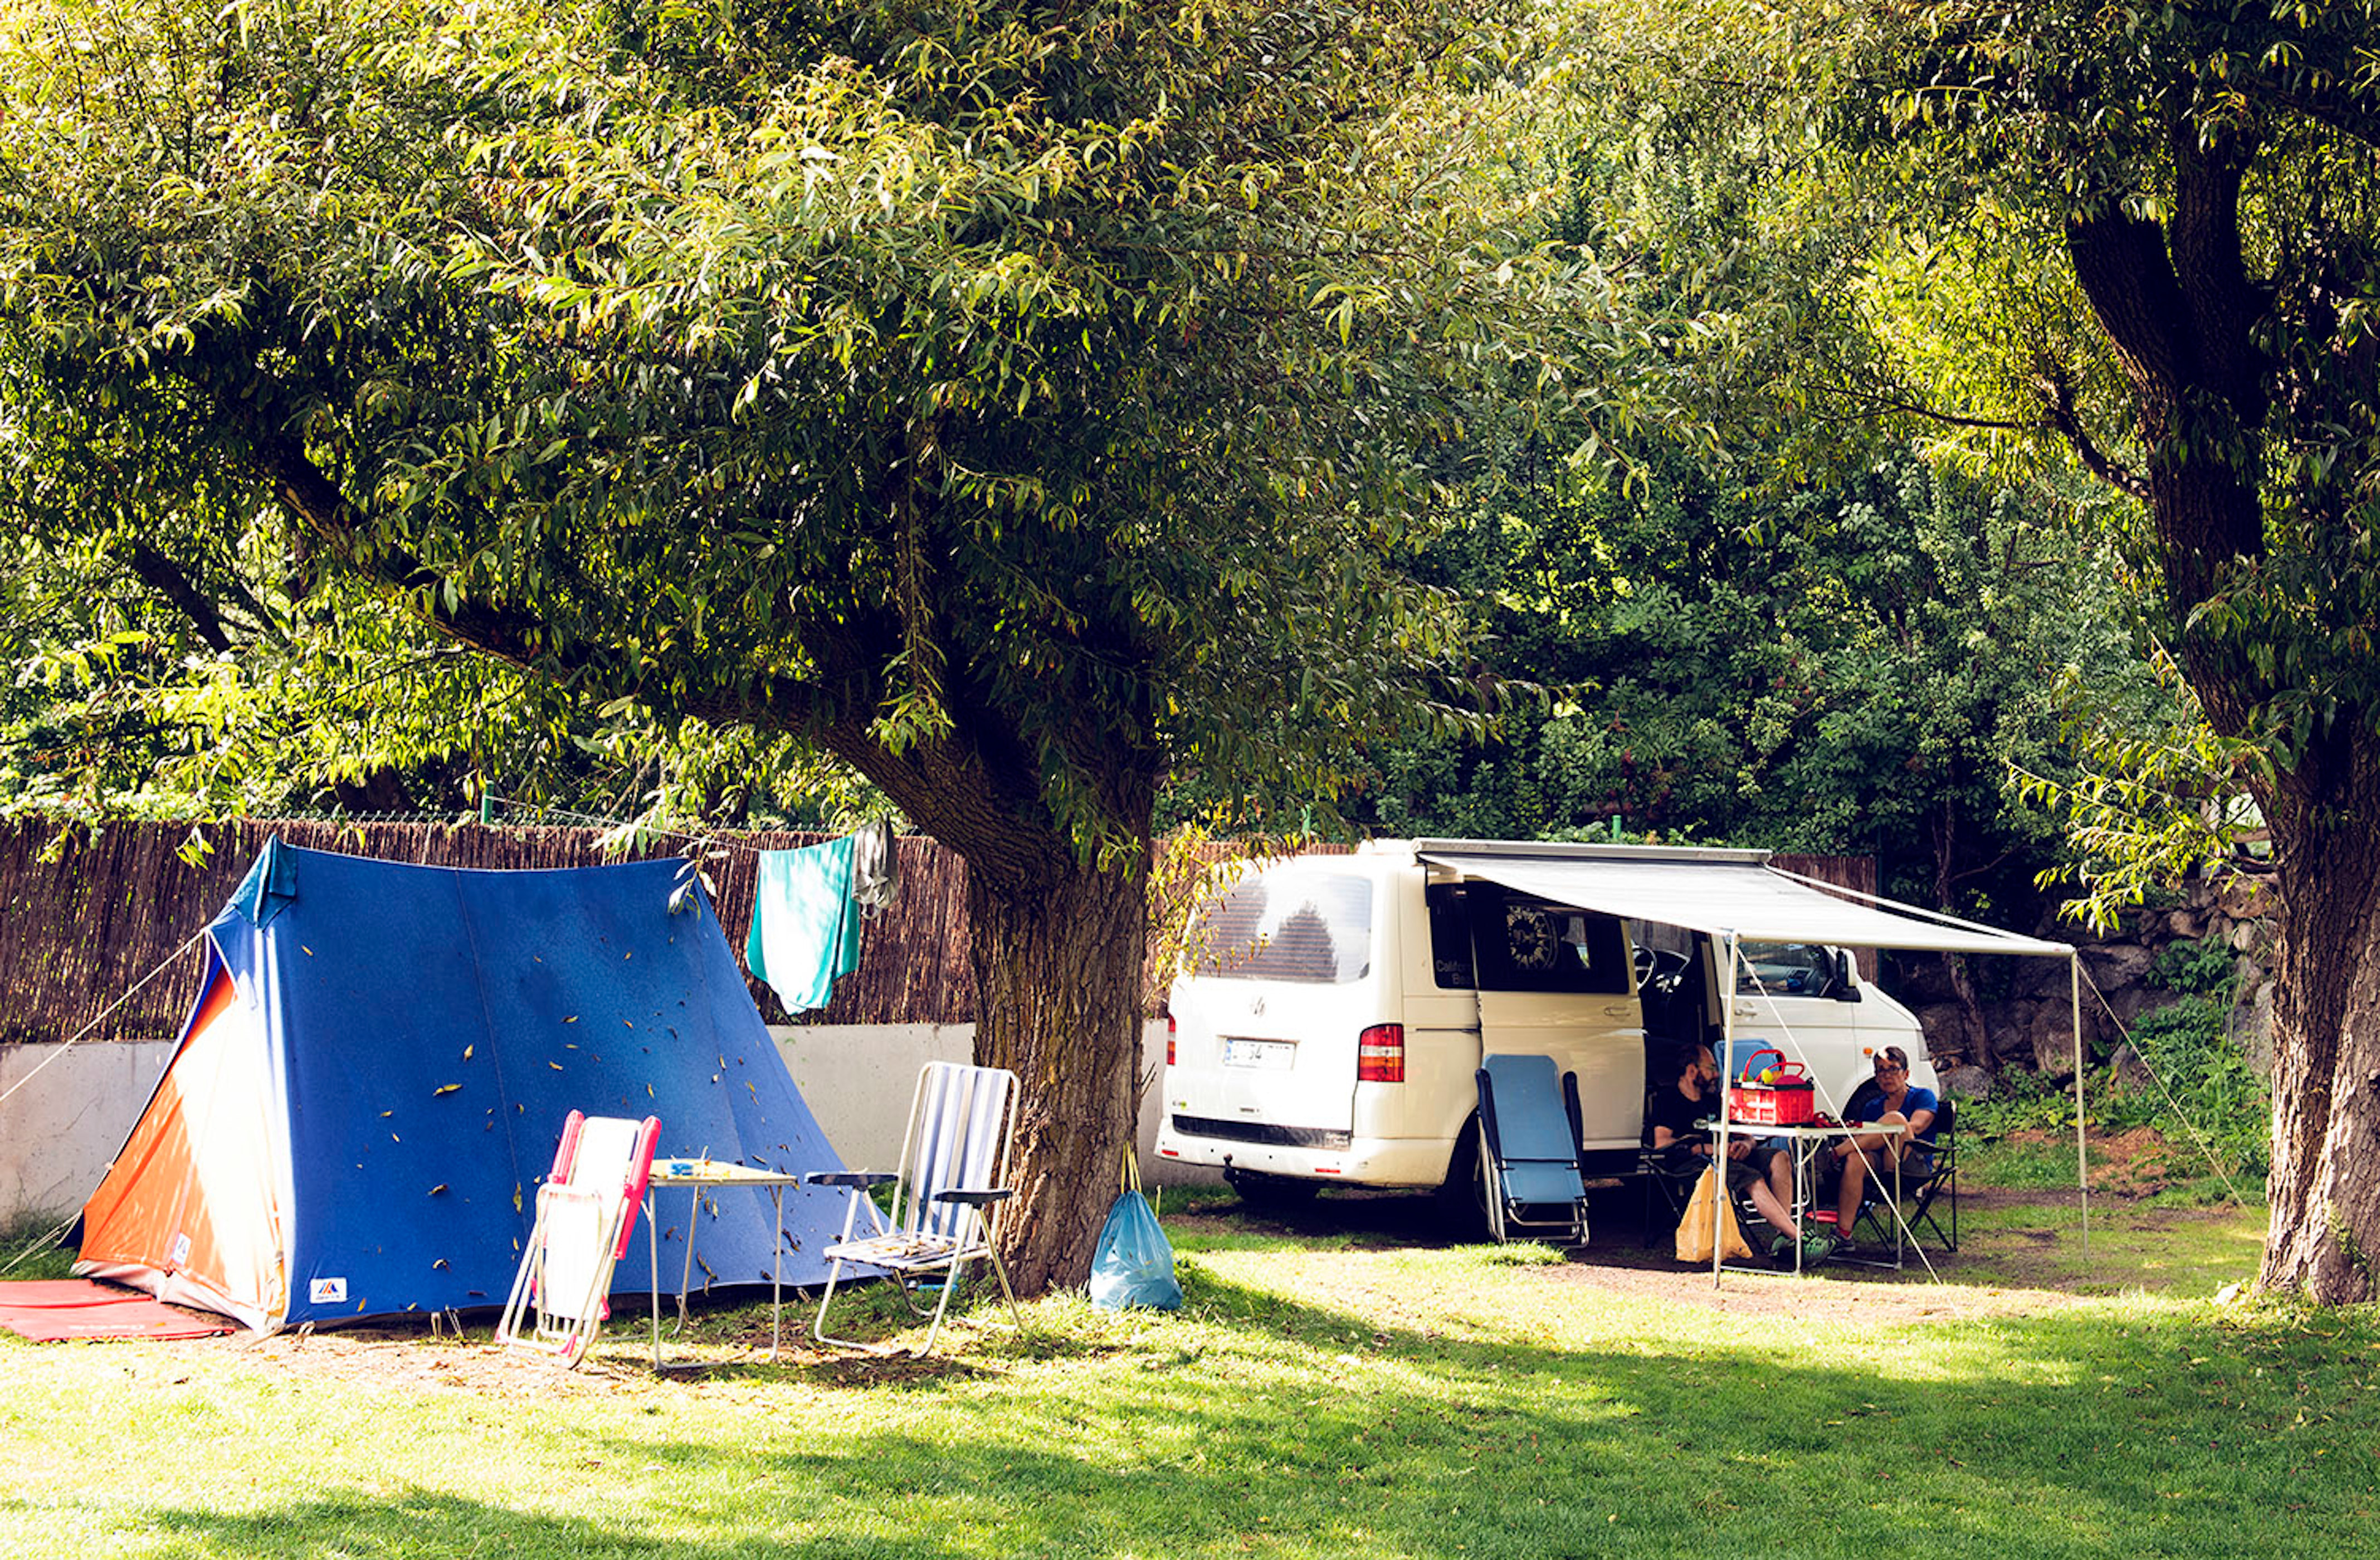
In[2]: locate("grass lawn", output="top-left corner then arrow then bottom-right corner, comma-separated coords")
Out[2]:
0,1172 -> 2367,1559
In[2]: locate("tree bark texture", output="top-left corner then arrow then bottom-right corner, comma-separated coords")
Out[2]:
2059,118 -> 2380,1302
2256,758 -> 2380,1303
963,856 -> 1149,1297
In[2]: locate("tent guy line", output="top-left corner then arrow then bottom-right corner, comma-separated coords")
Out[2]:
0,926 -> 209,1115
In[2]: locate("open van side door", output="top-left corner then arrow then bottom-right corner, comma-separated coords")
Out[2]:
1460,883 -> 1644,1168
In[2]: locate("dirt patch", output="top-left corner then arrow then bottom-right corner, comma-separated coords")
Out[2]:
102,1305 -> 979,1398
2002,1124 -> 2183,1195
1526,1257 -> 2075,1328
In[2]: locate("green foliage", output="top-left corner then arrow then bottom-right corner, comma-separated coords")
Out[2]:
0,1215 -> 75,1282
2101,997 -> 2272,1185
1345,435 -> 2155,920
0,0 -> 1565,861
1961,979 -> 2270,1189
2150,937 -> 2241,998
2014,657 -> 2271,935
1959,1066 -> 2081,1143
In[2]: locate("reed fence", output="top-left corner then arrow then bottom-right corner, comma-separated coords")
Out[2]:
0,821 -> 1875,1045
0,819 -> 973,1044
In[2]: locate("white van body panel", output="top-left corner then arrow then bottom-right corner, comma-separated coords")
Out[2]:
1722,943 -> 1941,1106
1156,841 -> 1932,1197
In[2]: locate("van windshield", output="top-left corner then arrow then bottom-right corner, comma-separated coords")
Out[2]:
1189,875 -> 1372,984
1735,942 -> 1842,996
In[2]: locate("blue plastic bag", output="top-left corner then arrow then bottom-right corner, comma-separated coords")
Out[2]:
1088,1151 -> 1182,1312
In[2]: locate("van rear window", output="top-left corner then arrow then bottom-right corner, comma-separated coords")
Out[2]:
1189,875 -> 1372,984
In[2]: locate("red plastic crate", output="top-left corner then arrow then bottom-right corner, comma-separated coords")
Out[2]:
1728,1080 -> 1817,1126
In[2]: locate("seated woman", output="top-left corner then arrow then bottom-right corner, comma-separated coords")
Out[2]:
1646,1043 -> 1835,1265
1823,1045 -> 1939,1247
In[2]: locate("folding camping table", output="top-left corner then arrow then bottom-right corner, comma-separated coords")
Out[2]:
645,1159 -> 803,1368
1711,1119 -> 1908,1278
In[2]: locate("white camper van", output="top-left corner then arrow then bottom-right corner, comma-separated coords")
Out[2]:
1154,839 -> 1935,1207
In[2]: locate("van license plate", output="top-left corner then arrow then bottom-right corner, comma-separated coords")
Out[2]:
1222,1038 -> 1295,1070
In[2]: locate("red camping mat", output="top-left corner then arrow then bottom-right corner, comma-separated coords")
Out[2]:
0,1280 -> 237,1342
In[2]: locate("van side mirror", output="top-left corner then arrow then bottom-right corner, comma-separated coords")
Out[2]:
1832,950 -> 1862,1002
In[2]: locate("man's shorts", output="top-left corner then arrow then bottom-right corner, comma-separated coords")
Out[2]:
1721,1146 -> 1786,1197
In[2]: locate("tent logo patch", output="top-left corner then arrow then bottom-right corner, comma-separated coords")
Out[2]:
310,1277 -> 348,1304
167,1232 -> 191,1267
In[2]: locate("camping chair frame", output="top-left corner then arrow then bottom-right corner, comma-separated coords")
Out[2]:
1639,1139 -> 1706,1246
1840,1100 -> 1959,1260
497,1112 -> 660,1368
1475,1055 -> 1591,1246
1639,1098 -> 1774,1251
805,1062 -> 1025,1357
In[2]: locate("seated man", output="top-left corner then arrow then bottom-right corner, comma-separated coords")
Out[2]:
1646,1043 -> 1834,1265
1823,1045 -> 1939,1247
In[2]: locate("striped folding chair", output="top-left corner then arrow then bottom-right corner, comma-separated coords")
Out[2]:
805,1062 -> 1023,1357
496,1112 -> 660,1367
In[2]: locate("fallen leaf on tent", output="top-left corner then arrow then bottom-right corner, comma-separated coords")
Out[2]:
433,1259 -> 449,1269
513,1186 -> 523,1213
462,1045 -> 472,1060
429,1184 -> 448,1196
302,945 -> 314,956
435,1083 -> 460,1096
565,1016 -> 579,1024
549,1062 -> 563,1071
380,1110 -> 393,1118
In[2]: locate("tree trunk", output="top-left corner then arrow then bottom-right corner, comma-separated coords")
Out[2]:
1932,802 -> 1992,1068
964,854 -> 1149,1297
2256,753 -> 2380,1303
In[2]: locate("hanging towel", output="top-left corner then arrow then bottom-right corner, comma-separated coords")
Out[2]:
851,818 -> 900,915
745,836 -> 862,1015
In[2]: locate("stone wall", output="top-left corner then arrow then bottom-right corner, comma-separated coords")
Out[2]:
1888,876 -> 2277,1096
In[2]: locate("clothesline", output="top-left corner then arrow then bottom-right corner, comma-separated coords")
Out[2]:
480,796 -> 901,1018
481,793 -> 891,859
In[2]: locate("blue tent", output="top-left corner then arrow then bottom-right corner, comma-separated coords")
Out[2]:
77,839 -> 848,1331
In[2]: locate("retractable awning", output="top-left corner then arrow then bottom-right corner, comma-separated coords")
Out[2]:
1416,842 -> 2071,958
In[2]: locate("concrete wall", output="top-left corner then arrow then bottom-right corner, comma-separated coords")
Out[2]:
1,1020 -> 1216,1226
1,1038 -> 173,1228
771,1019 -> 1218,1188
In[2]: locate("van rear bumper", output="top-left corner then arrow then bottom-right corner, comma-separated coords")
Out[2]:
1155,1117 -> 1454,1188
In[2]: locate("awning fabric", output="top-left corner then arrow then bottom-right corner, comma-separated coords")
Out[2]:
1418,848 -> 2071,958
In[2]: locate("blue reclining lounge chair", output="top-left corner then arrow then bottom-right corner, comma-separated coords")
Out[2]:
1474,1054 -> 1590,1246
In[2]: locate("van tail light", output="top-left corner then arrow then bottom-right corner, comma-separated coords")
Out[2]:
1165,1013 -> 1177,1067
1357,1023 -> 1405,1083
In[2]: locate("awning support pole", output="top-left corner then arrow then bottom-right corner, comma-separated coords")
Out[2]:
1715,930 -> 1738,1288
2072,952 -> 2089,1257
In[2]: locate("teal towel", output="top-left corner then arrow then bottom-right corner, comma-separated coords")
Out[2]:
745,837 -> 862,1014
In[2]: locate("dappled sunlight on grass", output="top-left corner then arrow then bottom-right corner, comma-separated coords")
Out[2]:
6,1186 -> 2369,1559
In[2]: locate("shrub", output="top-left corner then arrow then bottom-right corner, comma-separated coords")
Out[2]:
2148,935 -> 2237,996
2101,993 -> 2270,1183
1960,1066 -> 2077,1140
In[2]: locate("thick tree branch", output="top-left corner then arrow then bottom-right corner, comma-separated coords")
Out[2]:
116,539 -> 232,651
2031,359 -> 2150,500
